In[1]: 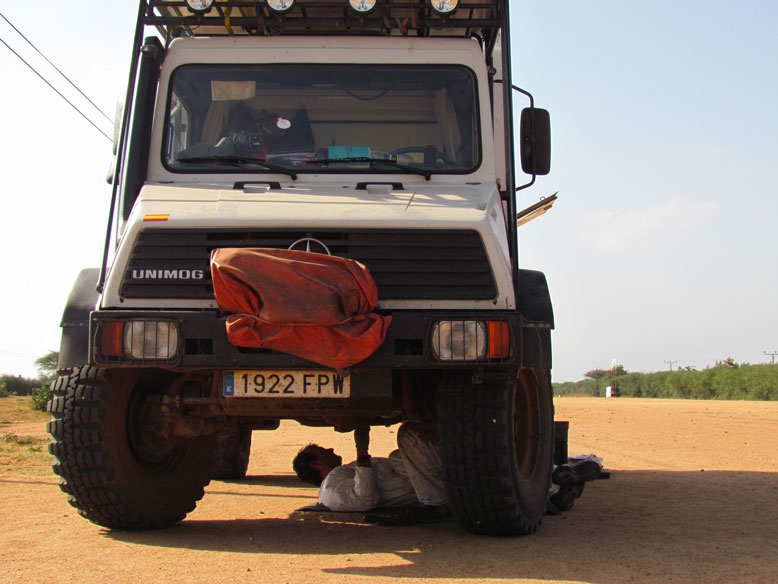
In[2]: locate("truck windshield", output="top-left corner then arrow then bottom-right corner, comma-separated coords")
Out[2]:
164,64 -> 479,176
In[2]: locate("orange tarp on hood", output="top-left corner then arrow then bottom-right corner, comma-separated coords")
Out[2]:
211,248 -> 391,369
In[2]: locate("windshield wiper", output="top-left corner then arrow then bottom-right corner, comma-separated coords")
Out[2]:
311,157 -> 432,180
176,155 -> 298,179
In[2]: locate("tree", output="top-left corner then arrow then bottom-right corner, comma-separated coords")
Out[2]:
716,357 -> 739,369
35,350 -> 59,381
29,350 -> 58,411
0,375 -> 37,396
584,369 -> 609,381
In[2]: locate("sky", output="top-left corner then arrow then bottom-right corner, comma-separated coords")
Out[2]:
0,1 -> 776,382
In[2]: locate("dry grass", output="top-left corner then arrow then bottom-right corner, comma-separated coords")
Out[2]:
0,395 -> 50,425
0,396 -> 52,476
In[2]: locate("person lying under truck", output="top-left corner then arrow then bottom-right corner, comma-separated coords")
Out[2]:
293,422 -> 452,522
293,422 -> 606,522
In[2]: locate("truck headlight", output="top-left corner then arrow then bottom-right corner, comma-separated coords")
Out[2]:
430,320 -> 510,362
98,320 -> 180,362
124,321 -> 179,360
431,321 -> 486,361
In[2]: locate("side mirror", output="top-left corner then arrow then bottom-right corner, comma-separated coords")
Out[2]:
519,108 -> 551,176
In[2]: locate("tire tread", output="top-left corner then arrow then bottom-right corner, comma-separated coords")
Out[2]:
47,366 -> 210,529
438,370 -> 553,536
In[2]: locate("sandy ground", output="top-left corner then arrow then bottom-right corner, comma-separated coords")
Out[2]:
2,396 -> 777,584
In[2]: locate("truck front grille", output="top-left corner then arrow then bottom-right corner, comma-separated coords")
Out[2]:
120,229 -> 496,301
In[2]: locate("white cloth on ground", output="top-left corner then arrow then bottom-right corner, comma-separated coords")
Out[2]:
318,453 -> 417,512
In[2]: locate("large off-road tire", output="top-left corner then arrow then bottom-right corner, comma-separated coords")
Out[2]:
438,368 -> 554,536
211,427 -> 252,480
47,366 -> 213,530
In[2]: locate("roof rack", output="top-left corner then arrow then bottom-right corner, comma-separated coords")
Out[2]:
145,0 -> 503,46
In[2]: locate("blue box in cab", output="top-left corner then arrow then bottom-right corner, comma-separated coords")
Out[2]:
328,145 -> 370,159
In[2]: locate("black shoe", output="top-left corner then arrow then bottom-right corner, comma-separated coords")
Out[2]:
552,465 -> 577,485
553,460 -> 602,485
548,484 -> 577,512
571,460 -> 602,483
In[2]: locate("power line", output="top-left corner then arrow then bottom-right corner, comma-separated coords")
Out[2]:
765,351 -> 777,365
0,35 -> 111,141
0,11 -> 113,123
664,360 -> 677,371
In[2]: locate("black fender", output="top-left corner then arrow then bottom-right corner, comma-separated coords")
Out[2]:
58,268 -> 100,370
518,269 -> 554,370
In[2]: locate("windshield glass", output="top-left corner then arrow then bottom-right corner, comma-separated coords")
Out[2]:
164,64 -> 479,175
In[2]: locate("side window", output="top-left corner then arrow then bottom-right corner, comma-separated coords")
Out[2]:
166,91 -> 191,162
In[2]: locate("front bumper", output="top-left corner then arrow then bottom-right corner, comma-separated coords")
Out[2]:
88,309 -> 550,371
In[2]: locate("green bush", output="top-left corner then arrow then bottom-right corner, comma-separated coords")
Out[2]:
0,374 -> 40,396
553,363 -> 778,401
30,384 -> 52,412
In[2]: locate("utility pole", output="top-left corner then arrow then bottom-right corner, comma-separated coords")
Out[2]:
664,360 -> 677,371
765,351 -> 777,365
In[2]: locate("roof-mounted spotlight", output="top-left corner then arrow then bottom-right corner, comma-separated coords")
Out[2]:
348,0 -> 378,14
430,0 -> 458,15
267,0 -> 295,13
185,0 -> 215,14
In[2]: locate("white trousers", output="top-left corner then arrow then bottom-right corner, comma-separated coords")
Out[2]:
388,422 -> 449,507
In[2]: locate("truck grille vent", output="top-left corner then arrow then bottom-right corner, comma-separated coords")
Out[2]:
120,229 -> 496,300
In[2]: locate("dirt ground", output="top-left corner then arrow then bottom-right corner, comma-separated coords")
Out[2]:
2,396 -> 777,584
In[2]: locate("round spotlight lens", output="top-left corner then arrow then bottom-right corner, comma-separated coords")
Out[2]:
267,0 -> 295,13
348,0 -> 377,13
430,0 -> 458,15
185,0 -> 215,13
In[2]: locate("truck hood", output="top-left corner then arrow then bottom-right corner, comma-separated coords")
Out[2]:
102,182 -> 515,310
133,182 -> 502,227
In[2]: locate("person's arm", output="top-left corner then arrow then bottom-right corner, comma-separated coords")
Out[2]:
354,425 -> 371,466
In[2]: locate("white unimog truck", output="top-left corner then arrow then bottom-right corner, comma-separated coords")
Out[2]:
49,0 -> 556,536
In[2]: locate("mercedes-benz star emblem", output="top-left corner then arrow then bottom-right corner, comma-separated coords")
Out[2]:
287,237 -> 331,255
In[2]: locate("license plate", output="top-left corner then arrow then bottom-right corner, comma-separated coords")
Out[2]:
223,370 -> 350,398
